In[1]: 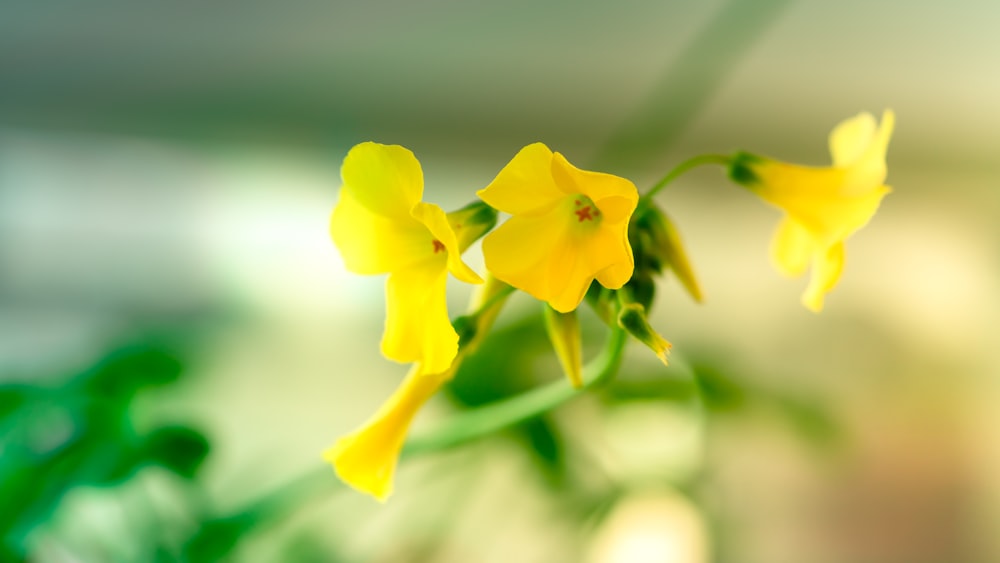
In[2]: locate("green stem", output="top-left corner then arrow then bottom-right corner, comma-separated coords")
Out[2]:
467,283 -> 516,319
187,297 -> 626,558
636,153 -> 731,213
403,327 -> 627,455
188,327 -> 627,557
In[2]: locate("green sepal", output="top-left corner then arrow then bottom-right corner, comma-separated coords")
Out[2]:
727,151 -> 763,187
446,201 -> 498,253
616,296 -> 671,366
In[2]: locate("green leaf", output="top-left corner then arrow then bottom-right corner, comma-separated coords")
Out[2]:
447,315 -> 569,480
691,362 -> 745,412
81,342 -> 185,398
0,385 -> 29,421
183,514 -> 256,563
143,426 -> 211,480
771,396 -> 842,449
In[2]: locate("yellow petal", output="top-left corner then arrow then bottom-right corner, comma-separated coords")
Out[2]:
482,212 -> 569,306
482,211 -> 606,313
751,161 -> 850,204
411,202 -> 483,285
829,112 -> 877,167
323,366 -> 451,502
795,186 -> 891,244
382,262 -> 457,374
589,222 -> 635,290
802,242 -> 845,313
770,217 -> 815,277
550,152 -> 639,220
751,164 -> 890,241
480,145 -> 638,312
483,206 -> 635,312
841,109 -> 894,196
594,256 -> 634,291
476,143 -> 565,215
734,110 -> 894,313
546,246 -> 596,313
592,194 -> 639,225
871,109 -> 895,161
341,142 -> 424,221
330,188 -> 433,274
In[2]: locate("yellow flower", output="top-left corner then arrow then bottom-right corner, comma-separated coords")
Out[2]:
477,143 -> 639,313
323,364 -> 454,502
325,274 -> 510,501
330,142 -> 483,373
729,110 -> 894,312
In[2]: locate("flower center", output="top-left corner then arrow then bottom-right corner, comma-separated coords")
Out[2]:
569,195 -> 601,227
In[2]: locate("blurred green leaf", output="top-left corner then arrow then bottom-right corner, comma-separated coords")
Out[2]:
683,353 -> 843,451
691,362 -> 746,412
143,425 -> 210,480
605,376 -> 698,404
0,385 -> 30,421
448,314 -> 570,483
591,0 -> 796,171
770,396 -> 842,450
80,342 -> 184,398
183,514 -> 256,563
283,533 -> 345,563
0,336 -> 206,559
449,315 -> 550,405
520,418 -> 567,487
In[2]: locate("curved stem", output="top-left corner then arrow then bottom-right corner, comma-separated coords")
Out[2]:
186,299 -> 626,557
188,327 -> 627,557
637,153 -> 731,213
403,327 -> 627,455
465,283 -> 516,319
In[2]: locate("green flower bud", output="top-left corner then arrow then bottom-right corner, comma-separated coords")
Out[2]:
447,201 -> 498,253
633,205 -> 703,303
617,302 -> 672,366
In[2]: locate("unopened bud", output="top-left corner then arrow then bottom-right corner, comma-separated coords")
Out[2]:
446,201 -> 498,253
617,302 -> 672,366
635,205 -> 704,303
544,306 -> 583,388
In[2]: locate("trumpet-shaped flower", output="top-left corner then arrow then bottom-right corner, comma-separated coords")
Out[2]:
325,274 -> 511,501
477,143 -> 639,313
324,364 -> 454,501
330,142 -> 483,373
728,110 -> 894,312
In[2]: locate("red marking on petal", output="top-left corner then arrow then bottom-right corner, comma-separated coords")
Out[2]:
575,206 -> 594,222
432,239 -> 445,253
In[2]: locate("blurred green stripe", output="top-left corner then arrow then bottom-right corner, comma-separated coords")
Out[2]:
591,0 -> 796,173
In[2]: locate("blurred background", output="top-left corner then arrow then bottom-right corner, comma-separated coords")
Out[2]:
2,0 -> 999,561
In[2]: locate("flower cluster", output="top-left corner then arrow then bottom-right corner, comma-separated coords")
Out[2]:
325,110 -> 894,500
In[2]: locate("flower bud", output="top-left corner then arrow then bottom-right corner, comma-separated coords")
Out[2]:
634,205 -> 703,303
617,302 -> 672,366
544,306 -> 583,388
446,201 -> 498,253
